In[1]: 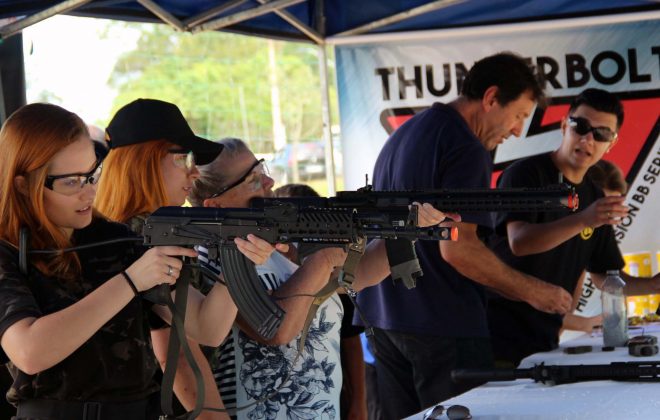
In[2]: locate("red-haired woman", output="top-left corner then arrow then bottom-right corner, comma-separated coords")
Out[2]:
0,102 -> 229,419
96,99 -> 270,420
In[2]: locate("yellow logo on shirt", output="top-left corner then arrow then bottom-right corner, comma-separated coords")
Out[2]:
580,227 -> 594,240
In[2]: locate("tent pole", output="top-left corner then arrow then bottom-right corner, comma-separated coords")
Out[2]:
192,0 -> 307,33
184,0 -> 248,28
318,44 -> 336,195
256,0 -> 323,44
315,0 -> 336,195
136,0 -> 185,31
0,0 -> 93,40
333,0 -> 464,37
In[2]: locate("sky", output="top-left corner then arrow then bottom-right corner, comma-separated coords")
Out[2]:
22,15 -> 141,127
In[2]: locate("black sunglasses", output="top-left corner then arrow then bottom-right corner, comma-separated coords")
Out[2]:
210,158 -> 265,198
568,116 -> 617,143
44,159 -> 103,194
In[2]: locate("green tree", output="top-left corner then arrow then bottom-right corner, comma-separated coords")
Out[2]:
106,23 -> 334,154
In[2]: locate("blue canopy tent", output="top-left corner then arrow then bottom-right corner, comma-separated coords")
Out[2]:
0,0 -> 658,191
1,0 -> 658,42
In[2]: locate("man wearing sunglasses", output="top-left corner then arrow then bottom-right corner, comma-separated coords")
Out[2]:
488,88 -> 660,366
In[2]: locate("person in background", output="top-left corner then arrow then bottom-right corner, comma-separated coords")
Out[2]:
355,52 -> 572,419
87,124 -> 109,161
0,102 -> 213,419
273,183 -> 368,420
488,88 -> 660,367
561,160 -> 628,335
96,98 -> 265,419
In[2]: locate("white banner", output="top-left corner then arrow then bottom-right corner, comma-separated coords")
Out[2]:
335,13 -> 660,271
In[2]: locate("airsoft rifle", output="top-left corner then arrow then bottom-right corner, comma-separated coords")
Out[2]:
452,361 -> 660,385
142,184 -> 578,340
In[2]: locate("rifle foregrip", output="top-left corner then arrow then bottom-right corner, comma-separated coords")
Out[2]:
219,246 -> 285,340
384,239 -> 422,289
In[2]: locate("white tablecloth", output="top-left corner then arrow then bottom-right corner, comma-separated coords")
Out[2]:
405,326 -> 660,419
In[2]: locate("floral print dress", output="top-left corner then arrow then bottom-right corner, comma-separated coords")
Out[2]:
204,250 -> 343,420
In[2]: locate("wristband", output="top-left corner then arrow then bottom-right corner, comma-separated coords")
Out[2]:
121,270 -> 139,296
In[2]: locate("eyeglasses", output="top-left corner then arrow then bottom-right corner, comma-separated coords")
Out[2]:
423,404 -> 472,420
210,158 -> 269,198
44,159 -> 103,195
169,149 -> 196,172
568,116 -> 617,143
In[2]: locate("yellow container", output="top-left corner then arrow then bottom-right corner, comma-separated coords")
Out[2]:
649,294 -> 660,315
624,252 -> 653,316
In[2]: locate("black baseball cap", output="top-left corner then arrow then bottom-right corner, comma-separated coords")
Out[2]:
105,98 -> 223,165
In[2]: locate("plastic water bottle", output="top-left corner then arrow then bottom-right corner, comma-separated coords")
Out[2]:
601,270 -> 628,347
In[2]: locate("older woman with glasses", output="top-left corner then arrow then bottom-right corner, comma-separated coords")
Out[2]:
95,99 -> 271,419
184,137 -> 451,420
0,103 -> 201,419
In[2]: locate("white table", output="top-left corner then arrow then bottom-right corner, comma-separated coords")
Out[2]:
405,326 -> 660,419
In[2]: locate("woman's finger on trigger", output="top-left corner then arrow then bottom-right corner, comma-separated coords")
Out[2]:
275,243 -> 290,253
246,234 -> 274,250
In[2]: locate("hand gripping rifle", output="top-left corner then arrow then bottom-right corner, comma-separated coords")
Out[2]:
143,201 -> 455,340
452,361 -> 660,385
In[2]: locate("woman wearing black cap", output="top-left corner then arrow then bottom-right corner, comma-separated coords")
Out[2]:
96,99 -> 270,419
0,103 -> 207,420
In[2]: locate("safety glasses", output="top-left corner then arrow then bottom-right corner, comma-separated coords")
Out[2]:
210,158 -> 269,198
44,159 -> 103,195
168,149 -> 196,172
568,116 -> 617,143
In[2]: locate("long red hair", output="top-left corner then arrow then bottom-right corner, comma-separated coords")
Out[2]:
0,103 -> 90,279
95,140 -> 171,223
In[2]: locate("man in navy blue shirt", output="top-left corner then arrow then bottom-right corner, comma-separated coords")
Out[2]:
356,52 -> 573,419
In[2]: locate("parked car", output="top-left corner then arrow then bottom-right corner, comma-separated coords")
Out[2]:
269,141 -> 326,184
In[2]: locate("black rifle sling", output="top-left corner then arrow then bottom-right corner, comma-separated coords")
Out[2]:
19,227 -> 29,276
160,261 -> 205,420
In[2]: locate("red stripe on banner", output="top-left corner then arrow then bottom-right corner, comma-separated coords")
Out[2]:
387,115 -> 414,132
613,98 -> 660,177
541,104 -> 570,126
